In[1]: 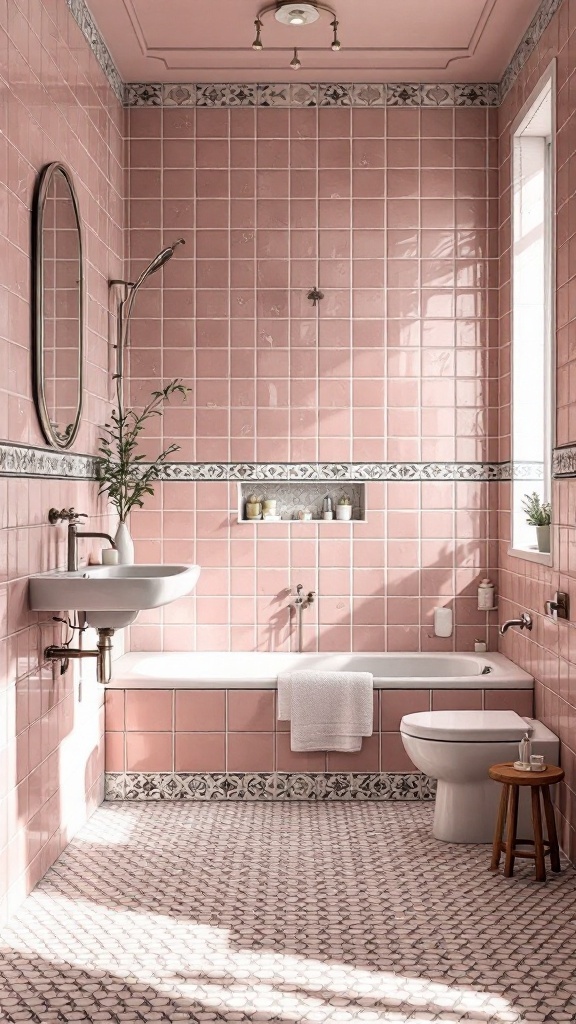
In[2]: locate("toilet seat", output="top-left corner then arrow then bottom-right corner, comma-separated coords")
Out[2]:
400,709 -> 531,743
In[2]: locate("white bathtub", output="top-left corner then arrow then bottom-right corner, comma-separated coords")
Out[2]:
107,651 -> 533,690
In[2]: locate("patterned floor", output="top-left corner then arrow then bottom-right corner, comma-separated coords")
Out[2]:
1,803 -> 576,1023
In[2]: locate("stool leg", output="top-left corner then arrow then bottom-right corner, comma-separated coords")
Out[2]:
504,785 -> 519,878
531,786 -> 546,882
542,785 -> 561,873
490,783 -> 508,871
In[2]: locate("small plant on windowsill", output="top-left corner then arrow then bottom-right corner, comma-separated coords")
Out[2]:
522,492 -> 552,553
97,376 -> 190,563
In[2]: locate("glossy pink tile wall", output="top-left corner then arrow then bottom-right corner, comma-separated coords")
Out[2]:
127,104 -> 500,653
0,0 -> 124,922
498,0 -> 576,860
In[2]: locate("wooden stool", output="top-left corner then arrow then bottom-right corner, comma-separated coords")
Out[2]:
489,762 -> 564,882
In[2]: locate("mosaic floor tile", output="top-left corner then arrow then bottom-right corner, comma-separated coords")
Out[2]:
1,802 -> 575,1023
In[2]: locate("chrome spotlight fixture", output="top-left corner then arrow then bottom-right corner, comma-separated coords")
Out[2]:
252,1 -> 342,69
289,47 -> 302,70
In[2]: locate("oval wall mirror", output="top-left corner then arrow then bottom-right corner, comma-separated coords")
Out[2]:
33,162 -> 84,449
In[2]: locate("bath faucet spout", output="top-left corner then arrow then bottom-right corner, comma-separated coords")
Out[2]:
499,613 -> 532,637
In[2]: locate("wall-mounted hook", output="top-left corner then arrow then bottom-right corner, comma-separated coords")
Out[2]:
307,287 -> 324,308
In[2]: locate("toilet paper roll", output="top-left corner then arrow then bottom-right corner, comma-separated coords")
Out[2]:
434,606 -> 453,638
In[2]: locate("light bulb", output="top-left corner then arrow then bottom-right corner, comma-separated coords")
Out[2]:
289,47 -> 302,70
288,9 -> 306,24
331,39 -> 341,51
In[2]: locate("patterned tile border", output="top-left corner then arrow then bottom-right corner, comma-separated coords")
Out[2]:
552,444 -> 576,477
67,0 -> 560,108
66,0 -> 124,103
105,771 -> 437,801
127,82 -> 499,108
155,461 -> 508,482
500,0 -> 564,99
0,443 -> 556,482
0,441 -> 97,480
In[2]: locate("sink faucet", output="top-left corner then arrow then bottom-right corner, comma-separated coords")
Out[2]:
499,612 -> 532,637
294,583 -> 315,654
49,508 -> 116,571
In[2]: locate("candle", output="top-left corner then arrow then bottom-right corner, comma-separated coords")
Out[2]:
102,547 -> 119,565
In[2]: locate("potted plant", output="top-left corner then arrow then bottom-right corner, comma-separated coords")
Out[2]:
336,495 -> 353,521
98,377 -> 190,563
521,492 -> 552,553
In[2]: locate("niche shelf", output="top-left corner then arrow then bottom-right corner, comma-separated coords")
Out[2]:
236,482 -> 366,523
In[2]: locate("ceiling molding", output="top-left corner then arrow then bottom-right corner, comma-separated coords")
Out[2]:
71,0 -> 562,106
121,0 -> 499,75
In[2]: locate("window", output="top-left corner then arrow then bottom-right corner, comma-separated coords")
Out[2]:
510,65 -> 555,560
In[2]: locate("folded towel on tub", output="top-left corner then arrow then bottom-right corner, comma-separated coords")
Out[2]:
277,670 -> 373,752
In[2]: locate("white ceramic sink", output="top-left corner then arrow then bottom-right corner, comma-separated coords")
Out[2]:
29,564 -> 201,629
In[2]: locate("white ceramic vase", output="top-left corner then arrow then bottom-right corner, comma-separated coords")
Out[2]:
114,520 -> 134,564
536,524 -> 550,553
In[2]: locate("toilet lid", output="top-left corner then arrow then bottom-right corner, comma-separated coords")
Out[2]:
399,710 -> 531,742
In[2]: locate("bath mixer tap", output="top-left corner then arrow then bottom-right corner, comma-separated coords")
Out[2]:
499,613 -> 532,637
294,584 -> 315,653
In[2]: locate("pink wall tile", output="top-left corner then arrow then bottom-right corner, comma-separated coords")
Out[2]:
431,690 -> 483,711
126,734 -> 173,773
175,733 -> 226,772
276,734 -> 327,772
484,690 -> 534,717
175,690 -> 226,731
105,733 -> 125,773
227,732 -> 275,772
227,690 -> 275,731
381,690 -> 431,731
105,691 -> 125,732
0,0 -> 122,920
125,690 -> 173,732
381,733 -> 418,772
326,734 -> 380,772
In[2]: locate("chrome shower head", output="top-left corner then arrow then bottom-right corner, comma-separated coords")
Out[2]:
133,237 -> 185,290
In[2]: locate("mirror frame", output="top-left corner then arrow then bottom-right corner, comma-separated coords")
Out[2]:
33,161 -> 84,450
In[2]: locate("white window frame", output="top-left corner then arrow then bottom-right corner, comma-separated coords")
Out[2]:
508,61 -> 556,567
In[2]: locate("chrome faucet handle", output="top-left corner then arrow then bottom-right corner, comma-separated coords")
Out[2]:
307,591 -> 316,603
68,508 -> 88,525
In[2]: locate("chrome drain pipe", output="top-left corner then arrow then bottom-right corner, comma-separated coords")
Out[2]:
45,627 -> 115,684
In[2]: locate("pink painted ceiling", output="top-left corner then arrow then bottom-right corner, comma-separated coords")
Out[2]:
86,0 -> 540,83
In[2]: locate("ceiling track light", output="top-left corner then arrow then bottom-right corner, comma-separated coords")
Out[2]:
252,1 -> 342,69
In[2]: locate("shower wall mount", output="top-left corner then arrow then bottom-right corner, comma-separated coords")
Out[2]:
109,238 -> 185,405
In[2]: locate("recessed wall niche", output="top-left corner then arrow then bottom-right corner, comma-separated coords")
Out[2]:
237,482 -> 366,523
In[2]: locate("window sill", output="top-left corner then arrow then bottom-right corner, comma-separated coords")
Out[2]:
508,546 -> 553,567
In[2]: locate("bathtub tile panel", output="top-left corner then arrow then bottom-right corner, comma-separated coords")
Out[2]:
227,732 -> 275,772
175,690 -> 226,731
484,689 -> 534,716
227,690 -> 276,732
125,690 -> 174,732
326,733 -> 380,772
105,691 -> 125,732
380,689 -> 431,731
381,732 -> 418,772
126,733 -> 174,773
175,733 -> 226,772
276,734 -> 327,772
104,733 -> 125,773
431,689 -> 483,711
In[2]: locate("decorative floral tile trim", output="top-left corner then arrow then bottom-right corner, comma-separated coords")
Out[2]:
157,461 -> 508,482
0,441 -> 97,480
125,81 -> 501,108
553,445 -> 576,478
66,0 -> 123,102
105,772 -> 437,802
500,0 -> 564,99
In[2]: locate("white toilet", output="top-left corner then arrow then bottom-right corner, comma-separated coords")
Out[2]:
400,710 -> 559,843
